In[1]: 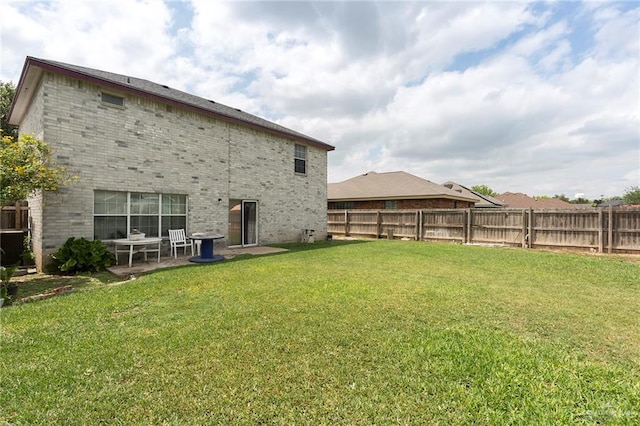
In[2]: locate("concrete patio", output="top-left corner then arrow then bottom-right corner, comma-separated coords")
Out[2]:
107,246 -> 287,277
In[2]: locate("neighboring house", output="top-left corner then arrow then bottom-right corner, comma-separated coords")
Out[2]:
496,192 -> 576,209
441,181 -> 506,208
599,199 -> 625,207
328,171 -> 476,210
8,57 -> 334,270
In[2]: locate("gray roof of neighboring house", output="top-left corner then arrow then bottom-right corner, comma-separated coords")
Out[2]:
598,199 -> 625,207
328,171 -> 477,202
441,181 -> 506,208
496,192 -> 576,209
9,56 -> 334,151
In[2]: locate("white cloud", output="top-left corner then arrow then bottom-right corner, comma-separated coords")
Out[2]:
592,3 -> 640,59
1,0 -> 176,82
1,0 -> 638,199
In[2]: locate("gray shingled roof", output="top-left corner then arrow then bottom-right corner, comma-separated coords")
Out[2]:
441,181 -> 506,208
496,192 -> 577,209
9,57 -> 334,151
328,171 -> 477,202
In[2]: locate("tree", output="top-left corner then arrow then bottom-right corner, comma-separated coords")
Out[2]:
0,133 -> 73,206
623,186 -> 640,205
0,81 -> 18,139
471,185 -> 498,197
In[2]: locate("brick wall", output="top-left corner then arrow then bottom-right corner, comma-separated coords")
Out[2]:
20,71 -> 328,269
20,79 -> 46,270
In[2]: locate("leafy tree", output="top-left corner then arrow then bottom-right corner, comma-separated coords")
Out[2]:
573,197 -> 592,205
623,186 -> 640,204
471,184 -> 498,197
553,194 -> 570,202
0,81 -> 18,139
0,133 -> 73,206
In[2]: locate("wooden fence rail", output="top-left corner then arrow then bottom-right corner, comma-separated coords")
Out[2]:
327,207 -> 640,254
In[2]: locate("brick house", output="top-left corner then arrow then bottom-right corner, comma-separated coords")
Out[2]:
8,57 -> 334,270
328,171 -> 476,210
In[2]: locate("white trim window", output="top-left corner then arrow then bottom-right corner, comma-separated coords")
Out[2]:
294,144 -> 307,174
94,190 -> 187,240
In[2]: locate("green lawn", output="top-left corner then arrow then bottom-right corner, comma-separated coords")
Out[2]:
1,241 -> 638,424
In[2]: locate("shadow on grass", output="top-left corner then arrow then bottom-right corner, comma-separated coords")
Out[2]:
8,240 -> 373,304
268,239 -> 372,253
139,240 -> 374,276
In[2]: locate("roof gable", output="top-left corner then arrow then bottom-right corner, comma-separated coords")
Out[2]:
497,192 -> 576,209
328,171 -> 477,202
8,57 -> 334,151
441,181 -> 506,208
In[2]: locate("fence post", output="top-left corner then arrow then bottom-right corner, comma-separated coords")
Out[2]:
598,208 -> 604,253
521,209 -> 527,248
462,209 -> 467,243
377,210 -> 382,238
467,209 -> 473,244
608,206 -> 613,254
344,210 -> 348,236
15,201 -> 23,229
527,208 -> 533,249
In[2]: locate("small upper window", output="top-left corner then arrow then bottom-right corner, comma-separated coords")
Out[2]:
294,144 -> 307,174
101,92 -> 124,107
384,200 -> 398,210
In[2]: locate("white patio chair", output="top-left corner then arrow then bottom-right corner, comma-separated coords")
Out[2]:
168,229 -> 194,259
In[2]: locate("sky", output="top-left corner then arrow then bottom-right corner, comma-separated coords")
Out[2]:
1,0 -> 638,200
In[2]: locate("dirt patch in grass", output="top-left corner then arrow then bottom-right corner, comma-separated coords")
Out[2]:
8,271 -> 123,303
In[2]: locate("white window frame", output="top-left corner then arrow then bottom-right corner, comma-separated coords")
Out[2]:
93,190 -> 187,241
294,144 -> 307,174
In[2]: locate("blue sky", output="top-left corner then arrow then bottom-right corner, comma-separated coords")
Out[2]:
1,0 -> 638,199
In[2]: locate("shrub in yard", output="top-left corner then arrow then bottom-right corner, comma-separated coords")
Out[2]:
50,237 -> 114,274
0,264 -> 19,305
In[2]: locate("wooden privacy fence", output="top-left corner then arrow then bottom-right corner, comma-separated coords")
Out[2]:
327,208 -> 640,254
1,201 -> 30,266
0,201 -> 30,231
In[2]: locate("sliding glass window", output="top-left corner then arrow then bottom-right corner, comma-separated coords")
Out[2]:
94,191 -> 187,240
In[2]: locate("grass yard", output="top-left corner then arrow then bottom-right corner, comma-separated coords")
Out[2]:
1,240 -> 638,424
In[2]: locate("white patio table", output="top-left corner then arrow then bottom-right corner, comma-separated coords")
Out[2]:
114,237 -> 162,267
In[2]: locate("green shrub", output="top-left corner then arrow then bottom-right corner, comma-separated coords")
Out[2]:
0,264 -> 19,305
22,234 -> 35,266
50,237 -> 114,274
